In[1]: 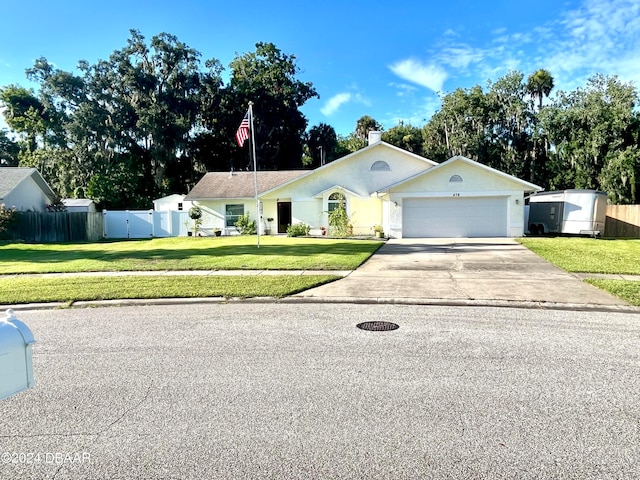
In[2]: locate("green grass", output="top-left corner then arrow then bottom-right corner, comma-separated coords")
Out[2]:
0,236 -> 382,274
517,237 -> 640,305
584,279 -> 640,306
517,237 -> 640,274
0,274 -> 340,305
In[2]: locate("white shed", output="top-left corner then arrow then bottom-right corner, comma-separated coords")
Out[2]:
153,194 -> 191,212
62,198 -> 96,213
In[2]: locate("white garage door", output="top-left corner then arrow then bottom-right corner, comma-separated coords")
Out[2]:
403,197 -> 508,237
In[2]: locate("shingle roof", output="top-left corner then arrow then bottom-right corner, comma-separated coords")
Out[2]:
185,170 -> 310,200
0,167 -> 56,200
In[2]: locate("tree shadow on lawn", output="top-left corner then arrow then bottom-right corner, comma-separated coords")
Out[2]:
0,242 -> 381,267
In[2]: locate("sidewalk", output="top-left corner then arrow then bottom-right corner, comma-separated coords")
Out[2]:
0,269 -> 352,279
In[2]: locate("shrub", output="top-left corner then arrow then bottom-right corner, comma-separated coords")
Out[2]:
328,204 -> 351,238
46,196 -> 67,212
287,223 -> 310,237
188,205 -> 203,232
235,212 -> 256,235
0,204 -> 17,238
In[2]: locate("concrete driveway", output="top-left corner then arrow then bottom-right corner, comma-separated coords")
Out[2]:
295,238 -> 629,308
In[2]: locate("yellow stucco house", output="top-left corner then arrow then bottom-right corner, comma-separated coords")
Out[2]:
185,132 -> 541,238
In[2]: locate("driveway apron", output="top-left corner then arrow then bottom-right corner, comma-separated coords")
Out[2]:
295,238 -> 629,307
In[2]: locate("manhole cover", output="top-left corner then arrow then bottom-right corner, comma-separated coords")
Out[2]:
356,321 -> 399,332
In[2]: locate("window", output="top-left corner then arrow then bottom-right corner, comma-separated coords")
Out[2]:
371,160 -> 391,171
449,175 -> 463,182
226,204 -> 244,227
328,192 -> 346,212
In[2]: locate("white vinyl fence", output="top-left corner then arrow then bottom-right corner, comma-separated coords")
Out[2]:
103,210 -> 190,239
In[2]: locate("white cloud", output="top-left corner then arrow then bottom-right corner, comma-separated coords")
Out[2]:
320,91 -> 370,116
388,82 -> 418,97
320,93 -> 352,116
438,45 -> 487,70
540,0 -> 640,88
388,59 -> 448,93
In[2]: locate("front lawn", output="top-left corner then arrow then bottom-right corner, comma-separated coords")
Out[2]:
0,274 -> 339,305
0,236 -> 382,274
584,279 -> 640,307
517,237 -> 640,274
518,237 -> 640,306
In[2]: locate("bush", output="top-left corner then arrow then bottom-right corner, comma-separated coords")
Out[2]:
328,204 -> 351,238
287,223 -> 310,237
188,205 -> 203,232
0,204 -> 17,239
235,212 -> 256,235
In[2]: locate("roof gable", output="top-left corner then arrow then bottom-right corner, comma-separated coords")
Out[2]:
262,141 -> 437,198
315,141 -> 437,173
379,156 -> 542,193
0,167 -> 56,200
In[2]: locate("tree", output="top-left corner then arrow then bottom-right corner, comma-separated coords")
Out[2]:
599,147 -> 640,204
542,74 -> 639,191
306,123 -> 338,167
382,122 -> 424,155
334,132 -> 366,157
355,115 -> 382,141
0,129 -> 19,166
226,42 -> 318,170
0,85 -> 49,153
526,69 -> 554,111
422,85 -> 495,164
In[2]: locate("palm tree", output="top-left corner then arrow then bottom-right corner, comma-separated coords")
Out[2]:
527,69 -> 555,110
355,115 -> 382,141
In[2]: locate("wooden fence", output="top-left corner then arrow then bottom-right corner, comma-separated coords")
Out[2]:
605,205 -> 640,238
9,212 -> 103,242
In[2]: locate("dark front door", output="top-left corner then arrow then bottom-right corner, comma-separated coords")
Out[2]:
277,202 -> 292,234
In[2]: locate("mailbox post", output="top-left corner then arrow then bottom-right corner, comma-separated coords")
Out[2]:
0,309 -> 36,400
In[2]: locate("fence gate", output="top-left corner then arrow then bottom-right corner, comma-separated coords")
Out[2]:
103,210 -> 189,239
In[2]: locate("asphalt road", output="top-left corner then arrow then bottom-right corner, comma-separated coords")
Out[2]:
1,303 -> 639,479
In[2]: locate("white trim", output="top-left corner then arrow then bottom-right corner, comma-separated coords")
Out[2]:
377,155 -> 542,194
312,185 -> 362,199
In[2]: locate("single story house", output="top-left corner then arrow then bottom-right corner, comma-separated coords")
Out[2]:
62,198 -> 96,213
153,194 -> 192,212
0,167 -> 56,212
185,132 -> 542,238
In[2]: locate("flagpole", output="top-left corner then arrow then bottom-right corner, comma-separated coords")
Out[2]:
249,102 -> 260,248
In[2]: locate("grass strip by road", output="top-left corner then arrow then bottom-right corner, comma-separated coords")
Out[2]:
0,275 -> 340,305
517,237 -> 640,306
517,237 -> 640,274
584,279 -> 640,306
0,236 -> 381,274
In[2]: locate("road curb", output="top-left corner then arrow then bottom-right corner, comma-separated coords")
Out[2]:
3,296 -> 639,314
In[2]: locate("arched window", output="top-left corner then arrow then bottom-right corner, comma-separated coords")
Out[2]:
449,174 -> 463,182
371,160 -> 391,171
328,192 -> 346,212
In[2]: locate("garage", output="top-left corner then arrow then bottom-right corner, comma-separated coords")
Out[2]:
402,196 -> 508,237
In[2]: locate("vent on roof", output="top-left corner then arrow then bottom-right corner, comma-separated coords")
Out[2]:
449,175 -> 463,182
371,161 -> 390,171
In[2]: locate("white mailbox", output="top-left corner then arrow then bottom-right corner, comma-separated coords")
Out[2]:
0,309 -> 36,400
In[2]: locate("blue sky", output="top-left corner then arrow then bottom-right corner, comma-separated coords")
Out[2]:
1,0 -> 639,136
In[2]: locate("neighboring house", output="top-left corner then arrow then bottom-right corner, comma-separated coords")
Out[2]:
0,167 -> 56,211
62,198 -> 96,213
153,194 -> 192,212
186,132 -> 542,238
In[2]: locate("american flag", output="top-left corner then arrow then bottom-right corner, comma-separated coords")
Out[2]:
235,112 -> 250,147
